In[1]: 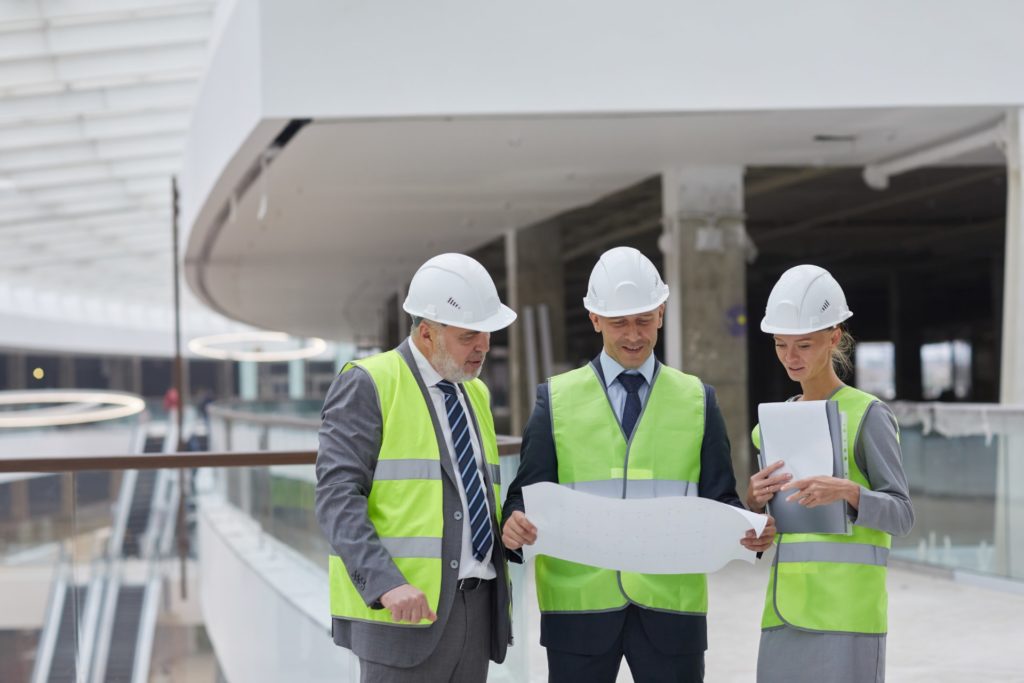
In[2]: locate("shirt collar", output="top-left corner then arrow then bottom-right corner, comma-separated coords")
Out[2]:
599,349 -> 656,388
407,336 -> 444,388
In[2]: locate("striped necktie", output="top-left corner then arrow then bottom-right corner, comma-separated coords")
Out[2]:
436,380 -> 493,562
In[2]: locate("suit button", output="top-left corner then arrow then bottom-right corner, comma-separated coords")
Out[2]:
454,511 -> 463,521
450,560 -> 459,570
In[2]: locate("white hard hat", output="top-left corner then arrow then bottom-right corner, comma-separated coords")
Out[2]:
583,246 -> 669,317
761,264 -> 853,335
403,253 -> 516,332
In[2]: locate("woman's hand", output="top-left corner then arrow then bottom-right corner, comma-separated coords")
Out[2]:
741,515 -> 776,553
746,460 -> 792,513
782,476 -> 861,510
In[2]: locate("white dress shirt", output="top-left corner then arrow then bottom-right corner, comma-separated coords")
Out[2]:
599,349 -> 657,422
408,339 -> 496,580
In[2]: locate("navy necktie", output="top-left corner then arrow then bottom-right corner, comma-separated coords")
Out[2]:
618,373 -> 645,439
436,380 -> 492,562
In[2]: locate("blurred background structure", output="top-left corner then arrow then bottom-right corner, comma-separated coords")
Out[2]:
1,1 -> 1023,681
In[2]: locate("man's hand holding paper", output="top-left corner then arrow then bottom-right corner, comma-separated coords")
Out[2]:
510,482 -> 771,574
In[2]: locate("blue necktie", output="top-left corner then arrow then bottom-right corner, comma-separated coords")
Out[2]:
437,380 -> 493,562
618,373 -> 645,439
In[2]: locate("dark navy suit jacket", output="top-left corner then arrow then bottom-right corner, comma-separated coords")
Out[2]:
501,356 -> 743,656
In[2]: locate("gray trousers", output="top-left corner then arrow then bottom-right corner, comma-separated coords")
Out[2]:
757,626 -> 886,683
359,582 -> 493,683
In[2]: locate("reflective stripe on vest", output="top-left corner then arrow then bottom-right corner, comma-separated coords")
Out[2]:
328,349 -> 501,627
753,386 -> 893,634
536,362 -> 708,616
564,479 -> 699,498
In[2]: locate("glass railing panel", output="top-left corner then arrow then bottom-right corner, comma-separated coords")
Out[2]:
206,460 -> 531,682
891,403 -> 1024,582
0,470 -> 103,683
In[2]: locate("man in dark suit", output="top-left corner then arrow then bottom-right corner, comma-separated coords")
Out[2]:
316,253 -> 516,682
501,246 -> 775,683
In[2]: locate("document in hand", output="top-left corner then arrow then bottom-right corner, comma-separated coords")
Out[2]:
757,400 -> 850,535
521,482 -> 768,574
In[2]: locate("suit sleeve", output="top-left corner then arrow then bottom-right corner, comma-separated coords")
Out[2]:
850,401 -> 915,536
314,367 -> 408,607
697,384 -> 744,509
500,383 -> 558,562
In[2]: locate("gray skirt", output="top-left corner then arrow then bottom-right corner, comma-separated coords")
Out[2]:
756,626 -> 886,683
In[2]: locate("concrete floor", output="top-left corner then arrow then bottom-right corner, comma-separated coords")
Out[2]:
513,553 -> 1024,682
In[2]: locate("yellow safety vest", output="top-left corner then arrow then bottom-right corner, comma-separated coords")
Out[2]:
753,386 -> 892,634
535,362 -> 708,615
328,349 -> 501,626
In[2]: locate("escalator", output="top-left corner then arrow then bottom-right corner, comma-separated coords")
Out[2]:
33,419 -> 184,683
120,471 -> 157,558
44,586 -> 86,683
98,586 -> 147,683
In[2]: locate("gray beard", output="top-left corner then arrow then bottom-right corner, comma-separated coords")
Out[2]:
431,336 -> 484,383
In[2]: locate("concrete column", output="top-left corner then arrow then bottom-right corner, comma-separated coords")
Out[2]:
508,221 -> 567,432
10,480 -> 29,522
239,361 -> 258,401
6,353 -> 26,390
996,108 -> 1024,579
130,357 -> 143,396
888,272 -> 924,400
288,359 -> 306,399
59,355 -> 75,388
218,361 -> 234,398
662,166 -> 751,487
504,230 -> 523,434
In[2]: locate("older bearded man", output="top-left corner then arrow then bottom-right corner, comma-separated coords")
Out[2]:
316,253 -> 516,683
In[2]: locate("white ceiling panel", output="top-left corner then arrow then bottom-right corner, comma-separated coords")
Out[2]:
0,0 -> 220,332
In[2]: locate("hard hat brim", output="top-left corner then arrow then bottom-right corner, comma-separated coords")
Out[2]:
759,310 -> 853,335
412,304 -> 518,333
583,292 -> 669,318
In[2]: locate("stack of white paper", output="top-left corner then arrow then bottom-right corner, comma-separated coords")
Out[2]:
757,400 -> 849,535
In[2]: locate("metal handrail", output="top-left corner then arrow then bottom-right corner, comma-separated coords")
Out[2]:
0,439 -> 523,473
208,403 -> 321,430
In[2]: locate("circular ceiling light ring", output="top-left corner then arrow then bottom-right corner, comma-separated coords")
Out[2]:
188,331 -> 328,362
0,390 -> 146,428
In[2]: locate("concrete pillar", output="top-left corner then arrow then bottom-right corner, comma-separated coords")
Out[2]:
508,221 -> 567,433
130,357 -> 143,396
661,166 -> 751,487
888,272 -> 924,400
288,359 -> 306,399
10,480 -> 29,522
6,353 -> 26,390
218,361 -> 234,398
60,472 -> 75,524
239,361 -> 258,401
996,108 -> 1024,580
59,355 -> 75,388
504,230 -> 523,434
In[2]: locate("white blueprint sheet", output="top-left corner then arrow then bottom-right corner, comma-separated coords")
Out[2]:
757,401 -> 835,480
521,482 -> 768,574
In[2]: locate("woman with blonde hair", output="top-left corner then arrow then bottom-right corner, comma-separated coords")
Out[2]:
746,265 -> 914,683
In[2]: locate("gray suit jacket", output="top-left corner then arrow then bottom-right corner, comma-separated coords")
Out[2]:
315,339 -> 512,668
